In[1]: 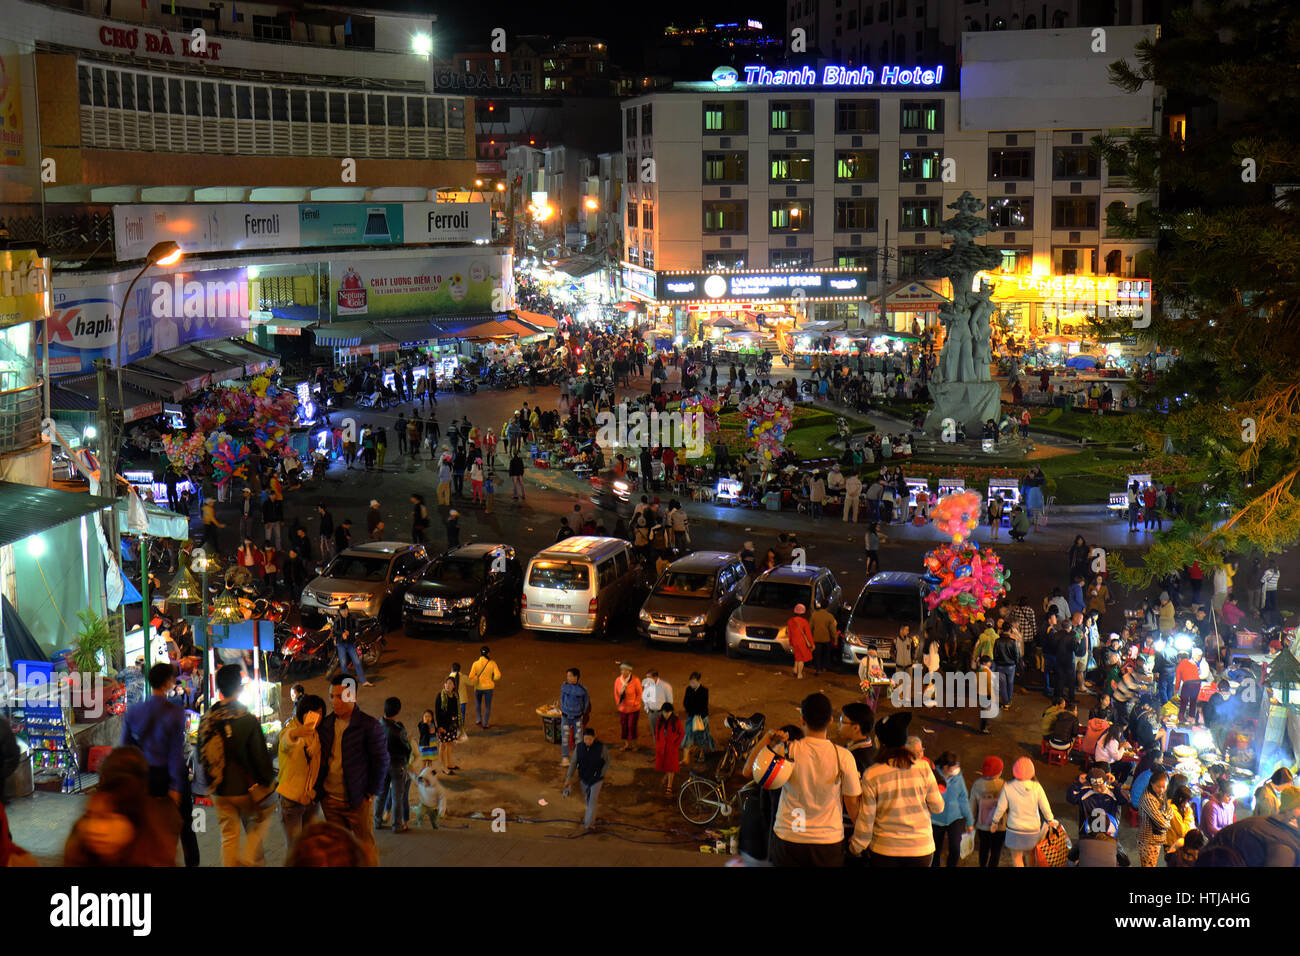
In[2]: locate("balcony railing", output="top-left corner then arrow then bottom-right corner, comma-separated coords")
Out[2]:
0,385 -> 44,456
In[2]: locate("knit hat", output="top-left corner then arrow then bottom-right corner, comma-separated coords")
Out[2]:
981,756 -> 1003,778
792,604 -> 807,616
1279,786 -> 1300,814
1159,591 -> 1169,602
1012,756 -> 1035,781
876,711 -> 911,749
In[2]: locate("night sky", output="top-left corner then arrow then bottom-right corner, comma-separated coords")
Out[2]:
367,0 -> 789,71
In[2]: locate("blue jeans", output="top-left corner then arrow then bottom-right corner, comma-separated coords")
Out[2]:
460,702 -> 467,730
337,642 -> 367,684
560,716 -> 583,760
580,779 -> 602,829
994,664 -> 1016,705
376,766 -> 409,827
476,689 -> 494,725
1043,655 -> 1056,697
1158,672 -> 1176,706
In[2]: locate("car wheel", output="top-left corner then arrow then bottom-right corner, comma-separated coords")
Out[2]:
475,612 -> 489,640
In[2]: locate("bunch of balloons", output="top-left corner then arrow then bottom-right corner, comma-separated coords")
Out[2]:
919,490 -> 1009,628
678,391 -> 721,456
738,387 -> 794,462
206,431 -> 251,488
929,489 -> 983,545
160,432 -> 206,471
192,383 -> 296,438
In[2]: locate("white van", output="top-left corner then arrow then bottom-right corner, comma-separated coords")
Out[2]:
523,536 -> 639,637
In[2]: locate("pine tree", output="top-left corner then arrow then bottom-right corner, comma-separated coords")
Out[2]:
1095,0 -> 1300,586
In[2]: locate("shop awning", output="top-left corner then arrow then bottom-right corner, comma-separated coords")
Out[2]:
512,309 -> 559,329
56,367 -> 188,420
372,319 -> 446,347
555,257 -> 604,279
457,317 -> 537,340
798,320 -> 847,333
313,322 -> 396,348
114,499 -> 191,541
127,353 -> 213,392
199,339 -> 279,376
0,480 -> 115,549
159,345 -> 246,383
48,384 -> 98,413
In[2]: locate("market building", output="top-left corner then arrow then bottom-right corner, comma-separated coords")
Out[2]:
618,25 -> 1158,364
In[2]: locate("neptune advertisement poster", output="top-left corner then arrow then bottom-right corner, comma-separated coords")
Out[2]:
40,266 -> 251,376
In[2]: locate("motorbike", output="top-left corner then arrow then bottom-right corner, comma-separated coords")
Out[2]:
267,622 -> 334,680
324,615 -> 386,680
713,713 -> 766,778
450,372 -> 478,394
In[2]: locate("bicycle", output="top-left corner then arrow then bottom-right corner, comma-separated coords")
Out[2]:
678,771 -> 757,826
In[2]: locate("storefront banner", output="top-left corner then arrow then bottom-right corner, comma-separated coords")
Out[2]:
41,266 -> 250,376
979,272 -> 1152,305
621,262 -> 656,299
114,202 -> 491,261
328,252 -> 512,320
0,45 -> 25,167
0,249 -> 51,329
655,268 -> 875,303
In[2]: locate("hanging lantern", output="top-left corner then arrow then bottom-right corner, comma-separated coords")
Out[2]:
167,566 -> 203,605
191,550 -> 222,575
209,589 -> 244,626
1265,647 -> 1300,709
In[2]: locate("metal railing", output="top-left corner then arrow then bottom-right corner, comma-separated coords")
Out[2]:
0,385 -> 44,455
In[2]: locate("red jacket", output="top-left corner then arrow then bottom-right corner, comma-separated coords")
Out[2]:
788,616 -> 814,662
654,715 -> 684,772
235,546 -> 265,574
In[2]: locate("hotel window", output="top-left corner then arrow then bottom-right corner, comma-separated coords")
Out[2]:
994,248 -> 1033,273
836,99 -> 879,133
628,247 -> 639,265
1053,146 -> 1099,179
900,100 -> 943,132
988,198 -> 1033,229
643,247 -> 654,268
703,151 -> 747,184
641,103 -> 653,136
897,247 -> 928,278
988,148 -> 1034,180
628,204 -> 639,227
625,110 -> 637,138
899,149 -> 942,181
836,149 -> 878,181
835,198 -> 877,231
835,247 -> 877,272
642,205 -> 654,230
770,249 -> 814,268
1053,198 -> 1098,228
899,198 -> 941,230
252,14 -> 289,41
703,101 -> 746,133
705,252 -> 747,270
770,200 -> 812,232
770,99 -> 813,133
703,200 -> 747,232
769,151 -> 814,183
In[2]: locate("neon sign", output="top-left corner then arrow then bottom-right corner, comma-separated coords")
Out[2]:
741,64 -> 943,88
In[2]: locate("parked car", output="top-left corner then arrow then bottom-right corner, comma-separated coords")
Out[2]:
841,571 -> 930,669
299,541 -> 429,630
637,550 -> 749,649
724,564 -> 843,660
523,536 -> 641,637
403,543 -> 523,639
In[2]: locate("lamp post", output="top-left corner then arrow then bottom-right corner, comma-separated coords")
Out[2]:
103,241 -> 183,665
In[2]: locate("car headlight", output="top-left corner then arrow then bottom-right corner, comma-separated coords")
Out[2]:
688,614 -> 706,626
453,597 -> 477,609
639,609 -> 651,622
844,632 -> 865,647
404,592 -> 417,604
726,619 -> 744,636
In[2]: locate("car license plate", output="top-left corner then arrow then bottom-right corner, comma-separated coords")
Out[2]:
746,641 -> 771,652
423,609 -> 443,618
542,614 -> 572,625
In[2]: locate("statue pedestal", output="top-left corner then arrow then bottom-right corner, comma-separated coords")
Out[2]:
923,381 -> 1002,435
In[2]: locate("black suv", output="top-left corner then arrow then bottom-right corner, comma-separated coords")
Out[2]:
403,543 -> 524,639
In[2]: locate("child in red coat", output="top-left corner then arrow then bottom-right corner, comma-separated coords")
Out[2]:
654,703 -> 685,796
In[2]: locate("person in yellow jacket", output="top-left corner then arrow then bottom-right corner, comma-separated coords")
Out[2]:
468,646 -> 501,729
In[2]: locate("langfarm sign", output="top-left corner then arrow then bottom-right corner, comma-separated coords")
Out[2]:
654,268 -> 874,303
739,64 -> 945,87
114,203 -> 490,260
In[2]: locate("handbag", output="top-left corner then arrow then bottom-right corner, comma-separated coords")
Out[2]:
1033,820 -> 1071,867
959,829 -> 976,860
691,715 -> 706,733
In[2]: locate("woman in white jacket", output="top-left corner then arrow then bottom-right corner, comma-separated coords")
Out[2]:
992,756 -> 1055,867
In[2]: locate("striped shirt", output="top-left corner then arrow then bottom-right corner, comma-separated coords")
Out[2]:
851,760 -> 945,858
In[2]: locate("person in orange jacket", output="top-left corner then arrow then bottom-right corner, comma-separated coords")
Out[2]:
788,604 -> 814,679
615,662 -> 643,752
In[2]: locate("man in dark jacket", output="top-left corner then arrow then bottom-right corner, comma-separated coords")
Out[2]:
558,668 -> 590,768
202,664 -> 276,867
992,630 -> 1021,708
375,697 -> 412,833
561,726 -> 610,832
316,674 -> 390,866
334,518 -> 353,555
124,662 -> 199,866
318,503 -> 335,561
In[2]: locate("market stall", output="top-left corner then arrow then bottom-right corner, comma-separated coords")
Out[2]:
1109,472 -> 1152,513
986,478 -> 1022,527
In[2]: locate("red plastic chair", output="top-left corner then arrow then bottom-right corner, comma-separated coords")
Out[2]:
1040,739 -> 1071,766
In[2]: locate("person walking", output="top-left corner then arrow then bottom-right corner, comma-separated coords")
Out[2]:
483,470 -> 495,514
970,756 -> 1007,867
930,751 -> 974,867
332,609 -> 373,687
410,493 -> 429,543
561,727 -> 610,832
1137,770 -> 1173,867
198,664 -> 276,867
450,662 -> 471,740
653,703 -> 684,796
317,503 -> 335,562
470,458 -> 485,505
365,499 -> 385,541
788,603 -> 814,679
642,669 -> 673,738
848,710 -> 944,866
452,446 -> 467,498
680,671 -> 715,768
314,675 -> 389,867
437,454 -> 453,506
509,451 -> 526,500
614,662 -> 643,751
445,509 -> 461,548
864,523 -> 884,576
276,693 -> 324,851
434,678 -> 461,775
843,472 -> 862,523
987,494 -> 1004,540
467,646 -> 501,729
810,599 -> 839,676
375,697 -> 412,833
123,662 -> 199,867
992,757 -> 1056,867
200,497 -> 225,552
559,668 -> 591,768
238,487 -> 256,543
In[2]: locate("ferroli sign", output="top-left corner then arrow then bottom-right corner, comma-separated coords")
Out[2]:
654,268 -> 874,303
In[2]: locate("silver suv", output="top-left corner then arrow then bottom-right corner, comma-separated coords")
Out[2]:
724,565 -> 842,660
300,541 -> 429,630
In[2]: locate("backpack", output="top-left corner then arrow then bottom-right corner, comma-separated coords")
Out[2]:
196,709 -> 230,793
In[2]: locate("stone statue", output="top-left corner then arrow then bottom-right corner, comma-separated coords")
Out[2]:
920,192 -> 1005,435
